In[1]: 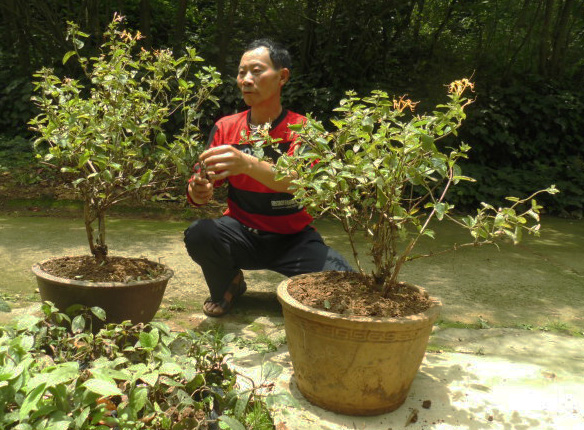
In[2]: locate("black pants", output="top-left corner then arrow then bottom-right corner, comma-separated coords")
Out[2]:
184,216 -> 353,302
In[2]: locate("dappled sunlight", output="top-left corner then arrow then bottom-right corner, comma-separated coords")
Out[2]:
311,216 -> 584,330
430,328 -> 584,375
420,352 -> 583,429
238,345 -> 583,429
1,215 -> 583,330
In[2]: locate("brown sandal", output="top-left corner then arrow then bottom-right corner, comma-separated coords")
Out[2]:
202,270 -> 247,317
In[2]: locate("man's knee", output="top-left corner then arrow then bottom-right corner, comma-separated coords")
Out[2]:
184,219 -> 217,260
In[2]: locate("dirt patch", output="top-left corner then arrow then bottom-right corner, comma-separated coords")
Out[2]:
40,255 -> 167,283
287,271 -> 433,318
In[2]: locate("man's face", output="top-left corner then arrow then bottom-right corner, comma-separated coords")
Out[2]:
237,47 -> 288,108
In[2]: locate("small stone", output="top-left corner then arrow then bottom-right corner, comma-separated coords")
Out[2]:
422,400 -> 432,409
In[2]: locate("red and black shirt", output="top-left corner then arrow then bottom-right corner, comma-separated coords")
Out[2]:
188,109 -> 313,234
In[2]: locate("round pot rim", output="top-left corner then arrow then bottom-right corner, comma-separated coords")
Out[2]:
32,256 -> 174,289
277,276 -> 442,325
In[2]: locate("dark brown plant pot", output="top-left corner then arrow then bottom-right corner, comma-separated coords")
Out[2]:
32,257 -> 173,325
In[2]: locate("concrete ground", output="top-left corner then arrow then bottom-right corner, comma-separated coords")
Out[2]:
225,318 -> 584,430
1,213 -> 583,429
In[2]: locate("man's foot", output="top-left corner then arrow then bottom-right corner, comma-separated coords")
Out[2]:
202,270 -> 247,317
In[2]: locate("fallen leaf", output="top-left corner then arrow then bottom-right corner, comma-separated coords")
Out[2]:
405,408 -> 418,426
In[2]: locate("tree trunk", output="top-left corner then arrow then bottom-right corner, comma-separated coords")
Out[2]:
428,0 -> 457,58
539,0 -> 555,76
503,0 -> 538,78
84,199 -> 108,262
89,0 -> 100,38
5,0 -> 31,74
299,0 -> 318,74
140,0 -> 152,49
391,0 -> 418,43
549,0 -> 575,77
173,0 -> 188,53
214,0 -> 238,74
412,0 -> 426,43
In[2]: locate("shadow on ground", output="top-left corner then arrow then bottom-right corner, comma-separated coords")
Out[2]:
1,214 -> 583,331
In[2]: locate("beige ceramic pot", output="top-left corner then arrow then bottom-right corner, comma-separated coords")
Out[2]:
33,257 -> 173,326
277,277 -> 442,416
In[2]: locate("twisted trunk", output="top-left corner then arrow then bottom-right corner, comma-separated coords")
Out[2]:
84,199 -> 108,263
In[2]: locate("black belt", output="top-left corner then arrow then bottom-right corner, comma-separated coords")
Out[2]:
242,225 -> 270,235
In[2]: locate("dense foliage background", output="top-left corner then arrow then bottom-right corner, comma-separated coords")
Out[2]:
1,0 -> 583,216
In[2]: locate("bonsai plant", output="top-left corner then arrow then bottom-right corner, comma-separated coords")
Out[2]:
271,79 -> 558,414
28,15 -> 221,324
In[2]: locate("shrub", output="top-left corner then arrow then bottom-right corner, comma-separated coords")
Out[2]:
29,15 -> 221,261
0,303 -> 283,429
272,79 -> 558,292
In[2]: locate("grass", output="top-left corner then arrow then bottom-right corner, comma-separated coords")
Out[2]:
0,292 -> 38,304
237,332 -> 287,354
426,343 -> 456,353
435,317 -> 583,337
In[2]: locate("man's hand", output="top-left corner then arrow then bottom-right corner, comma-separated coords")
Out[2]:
187,170 -> 214,205
200,145 -> 254,181
200,144 -> 295,193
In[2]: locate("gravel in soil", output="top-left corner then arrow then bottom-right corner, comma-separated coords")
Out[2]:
287,271 -> 433,318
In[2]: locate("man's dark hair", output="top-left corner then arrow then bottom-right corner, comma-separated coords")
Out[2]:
244,39 -> 291,70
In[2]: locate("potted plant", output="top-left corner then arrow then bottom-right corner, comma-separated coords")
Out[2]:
28,15 -> 221,325
271,80 -> 558,415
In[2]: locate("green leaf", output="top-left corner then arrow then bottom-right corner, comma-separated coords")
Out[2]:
27,362 -> 79,391
43,411 -> 72,430
129,386 -> 149,412
234,391 -> 251,419
262,362 -> 283,380
218,415 -> 246,430
422,229 -> 435,239
361,116 -> 374,133
420,134 -> 434,151
139,329 -> 159,349
545,184 -> 559,195
222,333 -> 236,343
91,306 -> 107,321
74,407 -> 90,428
102,169 -> 113,182
264,392 -> 301,409
71,315 -> 85,333
82,379 -> 123,397
140,371 -> 159,386
140,170 -> 153,185
16,315 -> 41,331
434,202 -> 447,220
20,383 -> 46,420
159,362 -> 182,376
62,51 -> 76,65
91,367 -> 131,382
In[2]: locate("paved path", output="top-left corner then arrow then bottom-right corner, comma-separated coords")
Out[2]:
1,214 -> 583,428
205,316 -> 584,429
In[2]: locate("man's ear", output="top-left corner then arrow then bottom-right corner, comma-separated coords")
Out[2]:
279,68 -> 290,86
